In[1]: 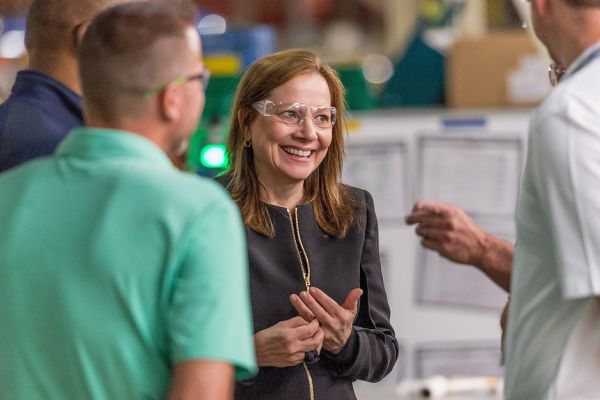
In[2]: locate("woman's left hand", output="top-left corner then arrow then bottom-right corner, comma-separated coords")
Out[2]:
290,286 -> 363,354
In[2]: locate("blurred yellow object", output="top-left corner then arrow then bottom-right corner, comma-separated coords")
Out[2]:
346,118 -> 361,133
204,54 -> 242,76
420,0 -> 445,24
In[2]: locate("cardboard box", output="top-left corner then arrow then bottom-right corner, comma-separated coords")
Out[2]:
446,31 -> 545,108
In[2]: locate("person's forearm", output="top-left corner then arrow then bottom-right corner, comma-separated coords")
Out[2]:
476,234 -> 514,292
168,361 -> 234,400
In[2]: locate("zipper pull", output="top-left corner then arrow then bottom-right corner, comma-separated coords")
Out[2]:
304,276 -> 310,292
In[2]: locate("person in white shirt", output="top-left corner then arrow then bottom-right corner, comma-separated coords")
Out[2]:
502,0 -> 600,398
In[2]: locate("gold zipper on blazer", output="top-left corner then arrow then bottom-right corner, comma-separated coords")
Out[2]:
287,207 -> 315,400
287,208 -> 311,292
302,362 -> 315,400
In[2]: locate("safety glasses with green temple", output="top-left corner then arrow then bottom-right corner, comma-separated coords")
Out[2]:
143,70 -> 211,97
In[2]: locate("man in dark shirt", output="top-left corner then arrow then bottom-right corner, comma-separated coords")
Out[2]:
0,0 -> 129,173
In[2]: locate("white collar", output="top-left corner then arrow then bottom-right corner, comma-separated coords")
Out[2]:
564,39 -> 600,79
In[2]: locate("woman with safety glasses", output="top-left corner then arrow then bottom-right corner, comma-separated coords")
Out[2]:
218,49 -> 398,400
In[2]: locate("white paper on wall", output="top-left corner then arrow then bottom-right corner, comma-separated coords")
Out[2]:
418,135 -> 522,217
343,141 -> 408,222
414,342 -> 504,379
415,134 -> 521,310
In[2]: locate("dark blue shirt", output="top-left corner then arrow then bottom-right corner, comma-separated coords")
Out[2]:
0,70 -> 83,173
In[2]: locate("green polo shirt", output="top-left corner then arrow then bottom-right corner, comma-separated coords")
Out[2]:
0,127 -> 256,399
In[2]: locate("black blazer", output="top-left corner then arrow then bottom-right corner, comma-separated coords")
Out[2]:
219,179 -> 398,400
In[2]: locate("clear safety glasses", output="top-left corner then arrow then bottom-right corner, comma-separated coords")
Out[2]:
252,100 -> 337,130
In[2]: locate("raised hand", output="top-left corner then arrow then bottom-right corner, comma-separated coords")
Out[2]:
405,200 -> 489,265
405,200 -> 513,291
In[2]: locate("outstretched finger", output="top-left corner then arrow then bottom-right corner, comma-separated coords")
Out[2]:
405,210 -> 432,225
413,200 -> 452,215
290,294 -> 314,322
406,213 -> 450,227
341,288 -> 363,314
416,225 -> 446,240
308,287 -> 344,317
299,290 -> 332,323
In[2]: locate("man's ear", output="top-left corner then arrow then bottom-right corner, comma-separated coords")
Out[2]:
73,20 -> 92,51
159,84 -> 182,122
531,0 -> 550,16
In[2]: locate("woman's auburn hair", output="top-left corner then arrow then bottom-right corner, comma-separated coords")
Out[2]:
225,49 -> 360,238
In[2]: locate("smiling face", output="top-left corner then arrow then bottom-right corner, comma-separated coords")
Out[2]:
249,71 -> 333,193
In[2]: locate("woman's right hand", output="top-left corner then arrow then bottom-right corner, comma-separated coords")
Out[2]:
254,316 -> 324,367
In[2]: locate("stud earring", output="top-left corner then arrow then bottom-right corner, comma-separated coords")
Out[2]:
244,139 -> 252,148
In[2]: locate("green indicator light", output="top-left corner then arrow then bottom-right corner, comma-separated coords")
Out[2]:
200,144 -> 228,169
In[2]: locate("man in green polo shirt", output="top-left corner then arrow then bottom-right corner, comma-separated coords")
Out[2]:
0,2 -> 256,399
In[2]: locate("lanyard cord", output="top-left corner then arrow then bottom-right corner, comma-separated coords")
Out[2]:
568,47 -> 600,78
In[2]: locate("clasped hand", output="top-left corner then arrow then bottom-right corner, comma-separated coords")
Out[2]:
291,287 -> 363,355
254,316 -> 324,368
254,287 -> 362,367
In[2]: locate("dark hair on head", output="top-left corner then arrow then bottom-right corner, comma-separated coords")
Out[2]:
225,49 -> 360,238
78,0 -> 197,122
26,0 -> 124,52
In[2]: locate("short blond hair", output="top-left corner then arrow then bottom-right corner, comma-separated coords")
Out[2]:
78,1 -> 196,122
